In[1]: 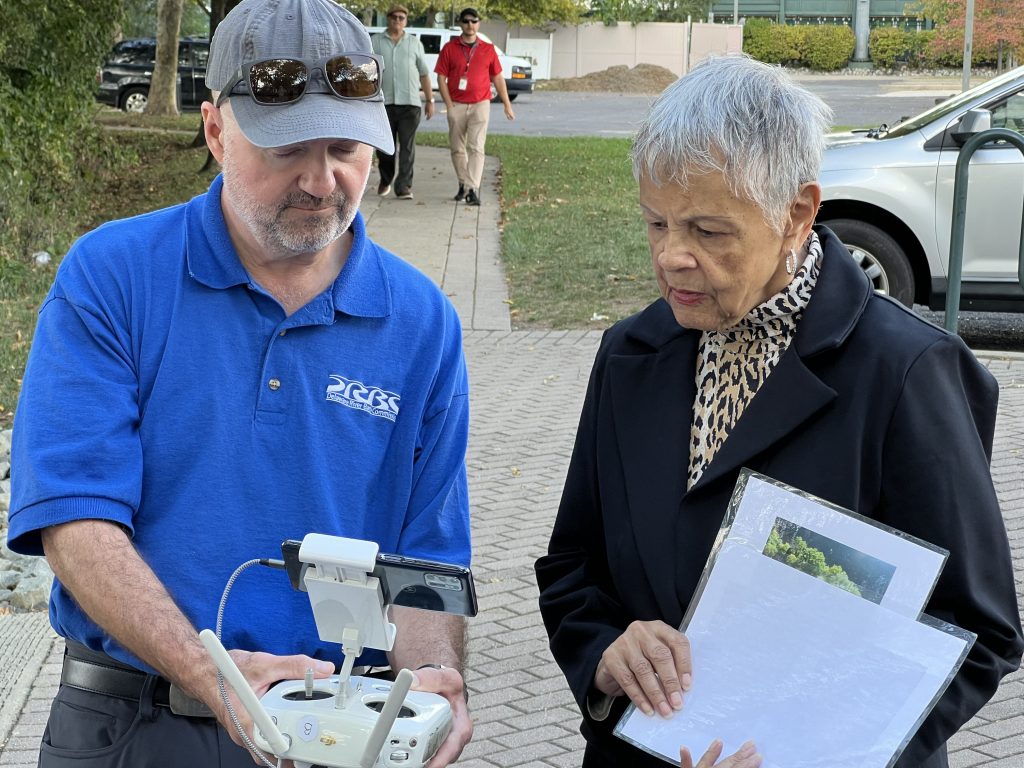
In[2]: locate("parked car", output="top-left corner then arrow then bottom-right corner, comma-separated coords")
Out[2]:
365,26 -> 534,101
819,65 -> 1024,312
96,37 -> 210,113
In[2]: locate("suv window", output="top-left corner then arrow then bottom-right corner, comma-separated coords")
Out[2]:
191,43 -> 210,69
991,92 -> 1024,133
110,40 -> 156,65
417,33 -> 443,55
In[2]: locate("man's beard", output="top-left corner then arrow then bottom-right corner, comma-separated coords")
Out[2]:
222,149 -> 359,257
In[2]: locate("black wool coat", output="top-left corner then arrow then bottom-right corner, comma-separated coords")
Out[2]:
535,225 -> 1024,768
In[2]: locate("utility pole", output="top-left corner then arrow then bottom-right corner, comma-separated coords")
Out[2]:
961,0 -> 975,91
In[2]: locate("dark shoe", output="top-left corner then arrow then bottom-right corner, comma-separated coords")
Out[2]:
396,189 -> 414,199
465,188 -> 480,206
453,184 -> 466,202
377,182 -> 392,197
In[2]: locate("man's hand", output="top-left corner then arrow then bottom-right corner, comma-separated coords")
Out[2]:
200,649 -> 335,765
425,100 -> 435,120
411,665 -> 472,768
680,739 -> 762,768
503,103 -> 515,121
594,619 -> 692,717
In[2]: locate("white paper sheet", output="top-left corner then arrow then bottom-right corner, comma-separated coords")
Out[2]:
729,475 -> 947,618
614,472 -> 974,768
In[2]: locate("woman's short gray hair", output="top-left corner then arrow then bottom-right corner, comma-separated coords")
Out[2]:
631,54 -> 833,233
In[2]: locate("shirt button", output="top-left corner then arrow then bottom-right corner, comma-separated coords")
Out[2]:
268,378 -> 281,391
279,330 -> 287,337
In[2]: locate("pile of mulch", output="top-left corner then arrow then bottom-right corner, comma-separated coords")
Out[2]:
536,63 -> 678,94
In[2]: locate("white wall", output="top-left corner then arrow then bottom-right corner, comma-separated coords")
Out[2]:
481,21 -> 743,80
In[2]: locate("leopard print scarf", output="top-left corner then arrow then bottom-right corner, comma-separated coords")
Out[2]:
687,233 -> 823,490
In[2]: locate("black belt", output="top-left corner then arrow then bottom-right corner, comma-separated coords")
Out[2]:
60,641 -> 212,717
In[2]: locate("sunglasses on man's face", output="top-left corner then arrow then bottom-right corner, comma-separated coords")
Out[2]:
460,18 -> 479,24
215,53 -> 382,107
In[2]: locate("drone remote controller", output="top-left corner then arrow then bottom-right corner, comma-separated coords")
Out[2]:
201,631 -> 451,768
200,534 -> 461,768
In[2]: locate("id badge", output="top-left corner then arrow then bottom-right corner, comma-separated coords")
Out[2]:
458,77 -> 468,91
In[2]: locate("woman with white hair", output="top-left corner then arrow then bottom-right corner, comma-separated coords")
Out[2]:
536,54 -> 1023,768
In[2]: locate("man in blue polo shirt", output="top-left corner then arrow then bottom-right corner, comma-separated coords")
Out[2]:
7,0 -> 473,766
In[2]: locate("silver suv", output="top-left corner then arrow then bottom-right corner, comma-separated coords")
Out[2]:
819,66 -> 1024,311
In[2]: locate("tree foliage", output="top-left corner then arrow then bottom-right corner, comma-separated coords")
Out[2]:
123,0 -> 210,38
0,0 -> 128,264
341,2 -> 583,27
764,529 -> 863,598
485,0 -> 583,27
590,0 -> 710,25
908,0 -> 1023,64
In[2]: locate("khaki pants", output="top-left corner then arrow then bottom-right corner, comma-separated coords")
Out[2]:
446,100 -> 490,191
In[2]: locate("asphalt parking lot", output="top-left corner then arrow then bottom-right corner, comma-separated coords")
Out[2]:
418,75 -> 963,137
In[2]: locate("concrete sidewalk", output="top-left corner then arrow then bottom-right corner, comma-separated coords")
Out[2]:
1,146 -> 1022,767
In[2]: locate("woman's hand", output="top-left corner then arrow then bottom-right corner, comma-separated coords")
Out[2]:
594,619 -> 692,717
681,739 -> 762,768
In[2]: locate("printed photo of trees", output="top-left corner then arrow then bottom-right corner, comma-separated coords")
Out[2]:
763,517 -> 898,604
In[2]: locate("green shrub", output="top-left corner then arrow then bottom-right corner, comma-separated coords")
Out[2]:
0,1 -> 127,270
744,18 -> 803,65
802,24 -> 855,71
907,29 -> 937,68
869,27 -> 910,69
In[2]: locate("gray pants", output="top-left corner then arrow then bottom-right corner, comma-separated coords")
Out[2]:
38,683 -> 257,767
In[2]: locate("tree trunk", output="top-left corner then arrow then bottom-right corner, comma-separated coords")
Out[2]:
147,0 -> 186,115
195,0 -> 243,166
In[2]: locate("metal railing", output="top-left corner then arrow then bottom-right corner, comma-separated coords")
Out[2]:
945,127 -> 1024,332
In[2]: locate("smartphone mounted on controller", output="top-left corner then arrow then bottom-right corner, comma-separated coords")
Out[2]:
281,539 -> 478,617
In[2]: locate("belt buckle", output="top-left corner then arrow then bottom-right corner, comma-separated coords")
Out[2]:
169,684 -> 215,718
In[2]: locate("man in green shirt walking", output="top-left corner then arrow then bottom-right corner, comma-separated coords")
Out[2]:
371,5 -> 434,199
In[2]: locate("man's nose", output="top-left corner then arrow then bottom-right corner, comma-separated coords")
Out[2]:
298,152 -> 339,200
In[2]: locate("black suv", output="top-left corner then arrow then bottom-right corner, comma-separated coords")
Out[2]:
96,38 -> 210,112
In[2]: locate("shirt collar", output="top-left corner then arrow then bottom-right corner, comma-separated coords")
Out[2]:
185,174 -> 391,318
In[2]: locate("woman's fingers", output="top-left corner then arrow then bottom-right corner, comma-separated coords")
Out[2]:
596,620 -> 692,717
680,740 -> 761,768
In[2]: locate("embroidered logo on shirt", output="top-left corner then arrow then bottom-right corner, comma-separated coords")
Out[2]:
326,375 -> 401,422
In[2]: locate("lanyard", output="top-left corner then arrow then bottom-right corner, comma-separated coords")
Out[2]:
460,41 -> 477,73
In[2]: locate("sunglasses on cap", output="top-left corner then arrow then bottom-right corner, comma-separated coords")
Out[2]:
215,53 -> 382,107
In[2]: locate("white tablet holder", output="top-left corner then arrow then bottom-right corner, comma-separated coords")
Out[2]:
200,534 -> 452,768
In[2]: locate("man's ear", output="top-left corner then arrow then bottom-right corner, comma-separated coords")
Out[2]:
201,101 -> 227,165
785,181 -> 822,245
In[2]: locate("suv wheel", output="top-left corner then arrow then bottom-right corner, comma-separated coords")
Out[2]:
121,86 -> 149,113
825,219 -> 915,307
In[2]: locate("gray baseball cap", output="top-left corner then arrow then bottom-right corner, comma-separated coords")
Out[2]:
206,0 -> 394,154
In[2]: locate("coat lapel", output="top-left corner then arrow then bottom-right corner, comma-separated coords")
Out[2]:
690,350 -> 836,491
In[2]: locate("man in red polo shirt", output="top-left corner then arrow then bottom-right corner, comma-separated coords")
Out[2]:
435,7 -> 514,206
